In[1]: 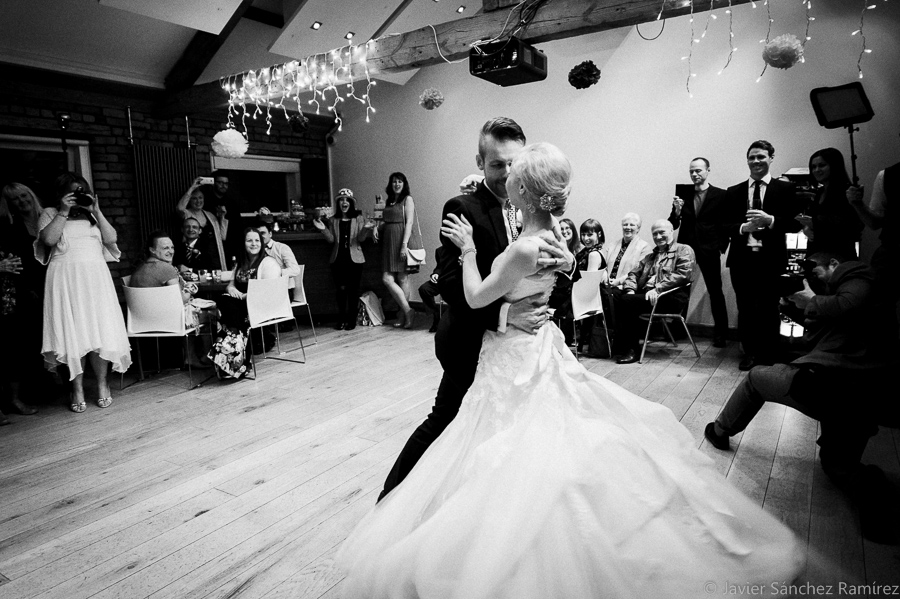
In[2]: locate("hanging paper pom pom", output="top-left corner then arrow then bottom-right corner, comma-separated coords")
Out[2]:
419,88 -> 444,110
568,60 -> 601,89
288,113 -> 310,133
211,128 -> 248,158
762,34 -> 804,70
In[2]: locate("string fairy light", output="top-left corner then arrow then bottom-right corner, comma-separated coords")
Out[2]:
219,40 -> 380,140
756,0 -> 774,81
684,0 -> 697,97
801,0 -> 814,55
699,0 -> 716,42
717,0 -> 737,75
851,2 -> 880,79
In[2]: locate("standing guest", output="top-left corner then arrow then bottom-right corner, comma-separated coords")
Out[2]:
176,177 -> 228,270
669,157 -> 731,347
548,217 -> 581,345
795,148 -> 862,259
173,217 -> 214,273
603,213 -> 652,289
574,219 -> 609,352
417,247 -> 446,334
611,220 -> 694,364
255,220 -> 300,280
201,171 -> 245,262
313,189 -> 376,330
380,172 -> 417,328
724,140 -> 803,371
130,231 -> 212,367
847,156 -> 900,342
0,183 -> 45,423
36,173 -> 131,412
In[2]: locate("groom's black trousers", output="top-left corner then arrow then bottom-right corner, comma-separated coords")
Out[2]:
378,309 -> 486,501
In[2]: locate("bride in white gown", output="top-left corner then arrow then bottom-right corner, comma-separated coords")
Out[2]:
336,143 -> 802,598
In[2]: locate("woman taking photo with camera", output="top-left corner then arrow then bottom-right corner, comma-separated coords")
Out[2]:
36,173 -> 131,413
176,177 -> 229,270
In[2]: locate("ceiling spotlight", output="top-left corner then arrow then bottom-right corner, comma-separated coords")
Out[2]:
345,31 -> 354,40
457,5 -> 465,13
310,21 -> 322,30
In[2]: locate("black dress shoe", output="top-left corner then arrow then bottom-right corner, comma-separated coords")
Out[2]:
615,350 -> 638,364
712,335 -> 727,348
345,321 -> 357,330
333,322 -> 345,330
704,422 -> 731,450
738,356 -> 756,371
428,320 -> 439,333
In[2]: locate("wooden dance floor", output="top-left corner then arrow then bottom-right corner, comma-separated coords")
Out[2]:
1,322 -> 898,598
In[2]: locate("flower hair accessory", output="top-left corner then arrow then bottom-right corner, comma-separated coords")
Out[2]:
539,194 -> 556,211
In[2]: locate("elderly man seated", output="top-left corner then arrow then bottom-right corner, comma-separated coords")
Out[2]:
611,219 -> 695,364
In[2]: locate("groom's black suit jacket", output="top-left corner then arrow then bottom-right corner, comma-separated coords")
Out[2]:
437,181 -> 509,334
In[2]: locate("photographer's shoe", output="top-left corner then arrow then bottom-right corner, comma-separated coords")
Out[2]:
738,356 -> 757,371
704,422 -> 731,451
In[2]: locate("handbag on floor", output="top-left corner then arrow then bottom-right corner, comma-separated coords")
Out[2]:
358,291 -> 385,326
209,325 -> 251,379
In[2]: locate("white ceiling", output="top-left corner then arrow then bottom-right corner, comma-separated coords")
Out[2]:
0,0 -> 475,90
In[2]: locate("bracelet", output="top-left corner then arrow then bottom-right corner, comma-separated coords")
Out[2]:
458,247 -> 477,264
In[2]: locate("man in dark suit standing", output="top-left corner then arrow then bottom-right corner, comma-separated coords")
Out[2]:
725,140 -> 802,371
668,157 -> 731,347
378,117 -> 572,501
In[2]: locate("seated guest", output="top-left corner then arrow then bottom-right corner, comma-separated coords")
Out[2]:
131,231 -> 213,366
418,247 -> 445,333
255,219 -> 300,280
548,218 -> 582,345
210,228 -> 281,377
704,253 -> 897,542
603,213 -> 652,289
611,220 -> 694,364
173,217 -> 215,273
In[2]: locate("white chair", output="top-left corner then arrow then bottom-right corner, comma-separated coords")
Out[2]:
290,265 -> 317,344
247,276 -> 306,377
571,270 -> 610,358
123,285 -> 213,389
638,283 -> 700,363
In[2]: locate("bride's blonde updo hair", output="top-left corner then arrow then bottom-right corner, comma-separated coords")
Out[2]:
510,142 -> 572,217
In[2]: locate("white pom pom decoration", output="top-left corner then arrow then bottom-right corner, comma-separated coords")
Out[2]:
762,34 -> 804,70
211,128 -> 249,158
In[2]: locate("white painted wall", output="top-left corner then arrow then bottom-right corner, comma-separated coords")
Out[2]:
327,0 -> 900,326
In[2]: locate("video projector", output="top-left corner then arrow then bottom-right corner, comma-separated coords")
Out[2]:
469,37 -> 547,87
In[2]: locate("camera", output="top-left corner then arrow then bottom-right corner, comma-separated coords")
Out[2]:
778,258 -> 816,297
73,186 -> 94,207
199,177 -> 214,185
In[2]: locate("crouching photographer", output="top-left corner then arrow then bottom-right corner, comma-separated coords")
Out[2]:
705,252 -> 900,543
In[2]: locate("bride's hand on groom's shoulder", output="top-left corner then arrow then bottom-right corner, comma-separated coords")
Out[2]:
440,213 -> 474,250
535,227 -> 574,274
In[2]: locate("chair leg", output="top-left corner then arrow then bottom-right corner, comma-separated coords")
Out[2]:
639,316 -> 654,364
306,305 -> 317,344
185,336 -> 193,389
661,319 -> 678,346
247,332 -> 258,379
295,316 -> 306,362
572,319 -> 579,358
680,316 -> 701,358
601,312 -> 611,355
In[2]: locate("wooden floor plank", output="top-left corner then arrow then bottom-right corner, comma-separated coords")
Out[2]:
0,325 -> 890,599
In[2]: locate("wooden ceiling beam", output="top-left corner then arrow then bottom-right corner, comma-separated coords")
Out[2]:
157,0 -> 752,117
164,0 -> 256,92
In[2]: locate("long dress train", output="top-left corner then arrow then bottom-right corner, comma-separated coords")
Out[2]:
337,243 -> 801,598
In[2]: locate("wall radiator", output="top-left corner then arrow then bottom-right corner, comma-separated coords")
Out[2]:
131,144 -> 197,242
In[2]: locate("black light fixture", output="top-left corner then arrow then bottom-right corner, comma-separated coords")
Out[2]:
310,21 -> 322,30
57,112 -> 71,153
457,5 -> 465,13
345,31 -> 354,40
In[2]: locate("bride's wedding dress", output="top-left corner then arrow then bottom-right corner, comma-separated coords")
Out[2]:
337,245 -> 801,598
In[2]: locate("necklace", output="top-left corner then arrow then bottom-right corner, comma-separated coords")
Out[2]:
504,200 -> 519,242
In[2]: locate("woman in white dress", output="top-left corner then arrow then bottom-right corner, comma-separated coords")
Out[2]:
37,173 -> 131,413
337,143 -> 802,598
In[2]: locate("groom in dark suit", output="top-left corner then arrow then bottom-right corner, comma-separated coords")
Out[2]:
725,140 -> 803,371
378,117 -> 571,501
668,157 -> 731,347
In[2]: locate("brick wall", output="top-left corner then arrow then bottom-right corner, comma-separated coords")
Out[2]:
0,67 -> 332,281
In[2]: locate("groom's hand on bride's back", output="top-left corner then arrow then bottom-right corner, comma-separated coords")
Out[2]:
507,293 -> 550,335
